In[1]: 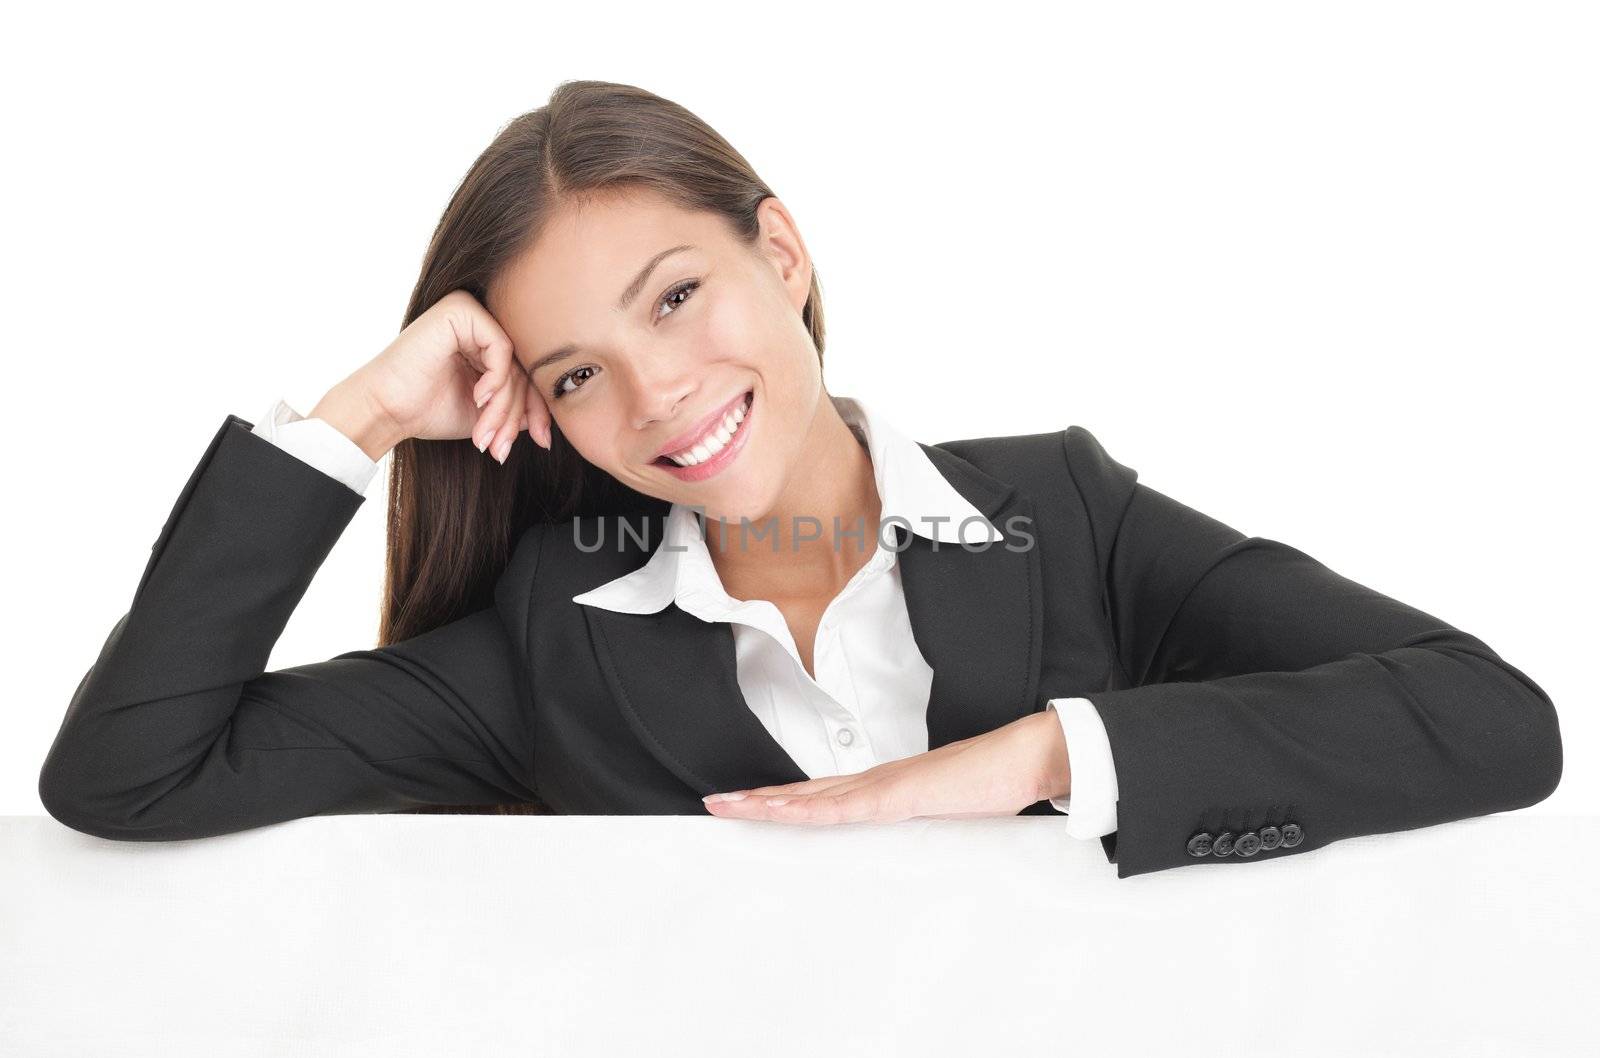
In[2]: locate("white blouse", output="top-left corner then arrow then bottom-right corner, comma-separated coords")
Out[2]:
249,395 -> 1119,838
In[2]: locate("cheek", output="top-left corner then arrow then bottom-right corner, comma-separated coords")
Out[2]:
700,297 -> 755,363
701,286 -> 800,369
553,409 -> 621,472
703,302 -> 816,404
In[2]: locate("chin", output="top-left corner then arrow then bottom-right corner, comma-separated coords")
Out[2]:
696,476 -> 781,526
696,497 -> 771,527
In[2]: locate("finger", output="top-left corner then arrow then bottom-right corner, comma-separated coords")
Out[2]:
714,774 -> 860,800
471,366 -> 501,411
469,346 -> 508,428
489,375 -> 527,464
469,321 -> 519,459
461,310 -> 516,410
470,385 -> 499,454
460,328 -> 509,408
705,787 -> 879,825
477,370 -> 520,462
703,793 -> 794,820
525,385 -> 553,450
767,790 -> 890,826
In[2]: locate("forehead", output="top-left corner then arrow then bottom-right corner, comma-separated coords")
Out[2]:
489,191 -> 728,358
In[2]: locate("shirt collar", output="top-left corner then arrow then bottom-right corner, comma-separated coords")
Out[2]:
569,393 -> 1003,616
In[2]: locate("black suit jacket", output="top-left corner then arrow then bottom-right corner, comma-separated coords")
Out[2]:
38,414 -> 1563,878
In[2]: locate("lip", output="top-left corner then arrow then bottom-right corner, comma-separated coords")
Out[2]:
653,390 -> 755,483
652,389 -> 753,461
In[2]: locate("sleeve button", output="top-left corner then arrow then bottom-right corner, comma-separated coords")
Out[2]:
1258,825 -> 1282,850
1187,831 -> 1214,857
1281,822 -> 1304,847
1212,830 -> 1236,856
1234,830 -> 1262,857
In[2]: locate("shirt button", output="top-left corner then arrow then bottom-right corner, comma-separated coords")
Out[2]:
836,728 -> 855,747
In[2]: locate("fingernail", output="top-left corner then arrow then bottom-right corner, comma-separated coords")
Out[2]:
474,433 -> 487,453
493,438 -> 510,463
768,798 -> 789,806
475,383 -> 497,408
704,792 -> 747,803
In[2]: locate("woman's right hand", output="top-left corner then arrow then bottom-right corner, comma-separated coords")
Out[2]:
317,290 -> 552,463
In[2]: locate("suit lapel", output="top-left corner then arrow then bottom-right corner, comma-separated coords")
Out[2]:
586,599 -> 812,793
583,443 -> 1044,796
900,443 -> 1044,752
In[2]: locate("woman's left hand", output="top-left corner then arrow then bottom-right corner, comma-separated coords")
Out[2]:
702,710 -> 1069,824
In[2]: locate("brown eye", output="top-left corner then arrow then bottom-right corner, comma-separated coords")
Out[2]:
657,279 -> 699,321
551,364 -> 597,399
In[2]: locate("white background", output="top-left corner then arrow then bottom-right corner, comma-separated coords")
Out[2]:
3,1 -> 1594,822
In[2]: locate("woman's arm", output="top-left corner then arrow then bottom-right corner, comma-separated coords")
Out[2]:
38,415 -> 540,841
1066,426 -> 1563,878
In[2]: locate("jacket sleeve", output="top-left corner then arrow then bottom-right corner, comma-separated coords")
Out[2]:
1062,426 -> 1563,879
37,415 -> 540,841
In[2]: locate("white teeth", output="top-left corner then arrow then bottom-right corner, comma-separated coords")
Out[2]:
665,394 -> 751,467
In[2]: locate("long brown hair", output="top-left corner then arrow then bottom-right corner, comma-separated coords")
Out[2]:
387,80 -> 828,815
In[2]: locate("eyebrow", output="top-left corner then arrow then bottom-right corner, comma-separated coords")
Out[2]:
524,243 -> 698,377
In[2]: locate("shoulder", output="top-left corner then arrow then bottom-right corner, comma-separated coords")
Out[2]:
929,424 -> 1139,506
497,510 -> 665,596
923,425 -> 1143,567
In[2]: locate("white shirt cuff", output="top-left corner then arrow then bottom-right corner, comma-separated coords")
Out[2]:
250,398 -> 380,496
1045,696 -> 1119,839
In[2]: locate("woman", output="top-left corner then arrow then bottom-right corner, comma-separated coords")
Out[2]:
37,80 -> 1562,879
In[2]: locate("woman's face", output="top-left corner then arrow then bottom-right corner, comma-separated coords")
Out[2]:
488,189 -> 822,525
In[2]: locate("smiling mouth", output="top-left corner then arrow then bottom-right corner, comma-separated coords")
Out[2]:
652,390 -> 754,467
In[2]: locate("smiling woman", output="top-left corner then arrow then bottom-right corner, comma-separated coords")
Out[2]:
386,81 -> 836,817
38,79 -> 1561,877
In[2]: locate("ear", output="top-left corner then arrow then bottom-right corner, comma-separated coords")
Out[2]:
755,196 -> 813,313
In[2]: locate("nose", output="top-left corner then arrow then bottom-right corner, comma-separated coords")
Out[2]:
627,367 -> 698,432
630,386 -> 695,433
